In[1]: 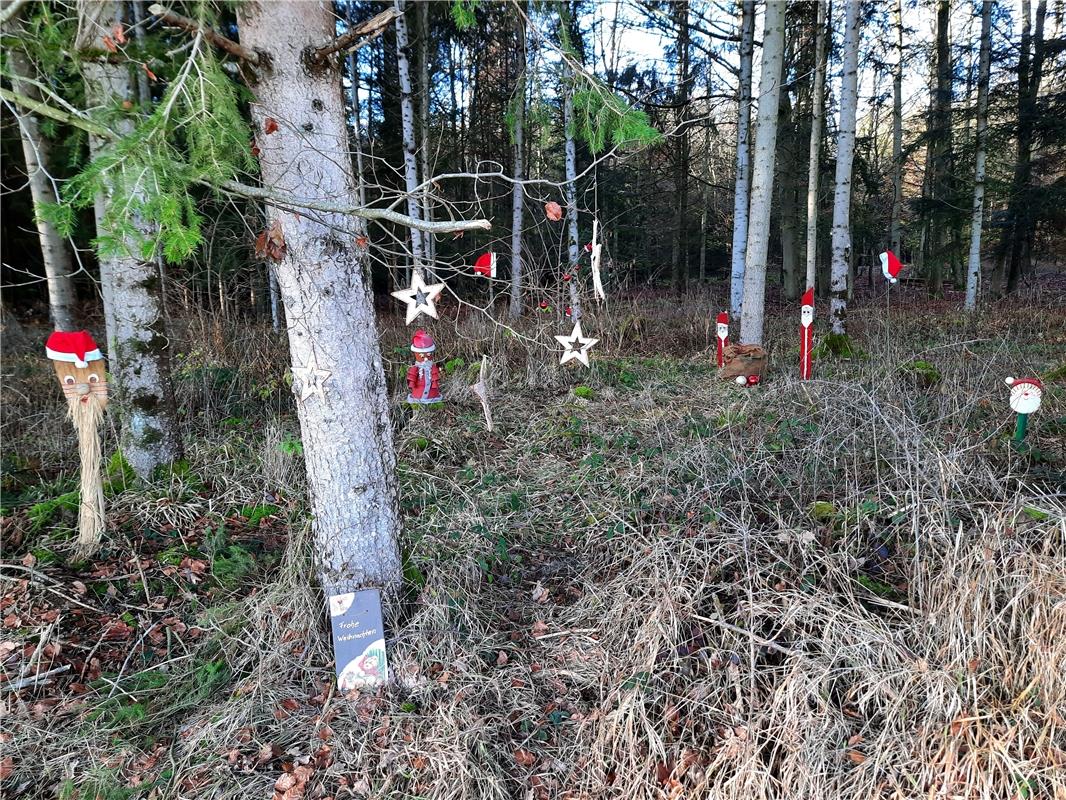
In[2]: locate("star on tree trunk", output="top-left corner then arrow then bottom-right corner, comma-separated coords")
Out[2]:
291,358 -> 333,402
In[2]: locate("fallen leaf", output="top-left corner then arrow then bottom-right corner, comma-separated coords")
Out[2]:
531,620 -> 549,637
255,219 -> 287,262
102,35 -> 117,53
531,583 -> 549,604
21,553 -> 35,568
514,748 -> 536,767
544,201 -> 563,221
72,581 -> 87,595
846,749 -> 866,764
496,650 -> 509,667
264,117 -> 279,134
0,756 -> 12,780
112,23 -> 127,45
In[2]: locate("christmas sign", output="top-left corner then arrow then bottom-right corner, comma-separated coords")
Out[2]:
473,251 -> 496,279
329,589 -> 388,691
391,271 -> 446,325
715,312 -> 729,368
880,250 -> 903,284
406,330 -> 442,404
800,287 -> 814,380
45,331 -> 109,554
1005,376 -> 1043,443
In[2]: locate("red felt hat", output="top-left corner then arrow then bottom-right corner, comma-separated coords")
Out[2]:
801,288 -> 814,307
880,250 -> 903,283
716,311 -> 729,325
474,252 -> 496,278
45,330 -> 103,368
410,329 -> 436,353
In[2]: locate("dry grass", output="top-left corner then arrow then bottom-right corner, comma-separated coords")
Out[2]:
2,287 -> 1065,799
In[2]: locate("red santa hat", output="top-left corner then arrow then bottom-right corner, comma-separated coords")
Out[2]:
410,329 -> 436,353
880,250 -> 903,283
474,251 -> 496,278
1005,376 -> 1043,392
716,311 -> 729,325
801,287 -> 814,308
45,330 -> 103,368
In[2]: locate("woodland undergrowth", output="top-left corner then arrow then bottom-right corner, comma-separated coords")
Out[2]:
1,285 -> 1064,800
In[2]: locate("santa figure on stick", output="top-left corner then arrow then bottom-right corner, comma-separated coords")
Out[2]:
715,312 -> 729,368
799,288 -> 814,380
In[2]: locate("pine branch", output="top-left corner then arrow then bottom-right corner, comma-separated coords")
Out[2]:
306,7 -> 400,65
147,3 -> 260,65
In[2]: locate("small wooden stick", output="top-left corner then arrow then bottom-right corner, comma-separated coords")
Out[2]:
147,4 -> 260,65
306,8 -> 400,65
471,357 -> 493,432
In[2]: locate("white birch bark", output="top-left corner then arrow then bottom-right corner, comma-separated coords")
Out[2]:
738,0 -> 785,345
509,12 -> 526,320
730,0 -> 755,317
563,74 -> 582,321
890,0 -> 903,254
829,0 -> 861,335
8,48 -> 77,331
237,0 -> 401,592
804,0 -> 828,294
76,0 -> 181,479
964,0 -> 992,311
394,0 -> 424,269
419,1 -> 435,271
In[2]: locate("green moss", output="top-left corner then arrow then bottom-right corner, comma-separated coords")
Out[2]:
573,385 -> 595,400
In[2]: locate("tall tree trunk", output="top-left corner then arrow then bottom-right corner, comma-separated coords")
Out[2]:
890,0 -> 903,255
76,0 -> 182,479
738,0 -> 785,345
563,82 -> 582,321
8,48 -> 77,331
394,0 -> 424,269
964,0 -> 992,312
348,6 -> 367,209
829,0 -> 860,335
804,0 -> 828,294
670,0 -> 691,294
419,0 -> 435,271
730,0 -> 755,316
1006,0 -> 1048,293
237,1 -> 401,592
699,62 -> 711,284
927,0 -> 954,296
509,9 -> 526,320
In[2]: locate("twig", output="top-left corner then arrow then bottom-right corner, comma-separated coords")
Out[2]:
147,3 -> 260,65
306,8 -> 400,65
1,663 -> 70,692
691,613 -> 802,659
0,0 -> 31,27
0,87 -> 115,140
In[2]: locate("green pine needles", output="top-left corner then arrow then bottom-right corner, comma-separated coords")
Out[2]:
571,87 -> 660,154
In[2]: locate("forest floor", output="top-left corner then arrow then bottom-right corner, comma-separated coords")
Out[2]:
2,285 -> 1065,800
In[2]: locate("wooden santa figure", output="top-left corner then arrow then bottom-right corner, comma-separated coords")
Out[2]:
406,329 -> 442,405
45,330 -> 109,554
880,250 -> 903,284
799,288 -> 814,380
1005,376 -> 1043,443
715,312 -> 729,368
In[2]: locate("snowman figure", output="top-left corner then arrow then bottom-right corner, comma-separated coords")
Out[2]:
1005,376 -> 1043,443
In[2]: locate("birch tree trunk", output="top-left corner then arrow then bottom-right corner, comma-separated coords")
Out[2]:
964,0 -> 992,311
563,74 -> 582,321
804,0 -> 828,295
738,0 -> 785,345
509,10 -> 526,320
8,48 -> 77,331
828,0 -> 860,335
890,0 -> 903,255
237,0 -> 401,592
76,0 -> 182,479
730,0 -> 755,317
394,0 -> 424,269
419,0 -> 435,271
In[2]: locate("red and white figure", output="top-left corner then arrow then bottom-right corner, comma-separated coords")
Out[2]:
406,330 -> 442,405
473,251 -> 496,279
45,331 -> 109,555
715,312 -> 729,368
799,287 -> 814,380
879,250 -> 903,284
1005,377 -> 1043,415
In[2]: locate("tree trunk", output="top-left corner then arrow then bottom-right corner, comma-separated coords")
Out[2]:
509,10 -> 526,320
829,0 -> 860,335
738,0 -> 784,345
804,0 -> 828,295
237,1 -> 401,593
671,0 -> 691,294
348,7 -> 367,209
890,0 -> 903,255
76,0 -> 182,480
394,0 -> 424,269
964,0 -> 992,312
563,75 -> 583,321
927,0 -> 953,296
419,0 -> 435,271
8,48 -> 77,331
730,0 -> 755,317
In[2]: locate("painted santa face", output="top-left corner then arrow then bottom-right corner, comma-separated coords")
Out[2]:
717,322 -> 729,340
1009,383 -> 1042,415
52,360 -> 108,408
414,352 -> 432,363
800,304 -> 814,328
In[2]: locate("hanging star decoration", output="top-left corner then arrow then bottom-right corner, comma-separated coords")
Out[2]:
555,321 -> 599,367
391,271 -> 446,325
291,356 -> 332,402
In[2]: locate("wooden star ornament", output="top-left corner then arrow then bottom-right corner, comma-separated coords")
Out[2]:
555,321 -> 598,367
390,271 -> 446,325
291,358 -> 332,402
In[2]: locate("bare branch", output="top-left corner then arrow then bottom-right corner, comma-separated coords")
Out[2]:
147,3 -> 260,65
306,7 -> 400,65
0,86 -> 116,140
0,0 -> 31,27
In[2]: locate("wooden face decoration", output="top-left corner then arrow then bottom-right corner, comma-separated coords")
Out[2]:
1006,377 -> 1042,415
46,331 -> 108,409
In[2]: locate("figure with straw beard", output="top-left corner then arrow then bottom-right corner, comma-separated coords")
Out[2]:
45,331 -> 109,555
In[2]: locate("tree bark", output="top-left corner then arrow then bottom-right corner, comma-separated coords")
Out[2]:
890,0 -> 903,255
237,0 -> 401,592
730,0 -> 755,317
419,0 -> 435,271
509,9 -> 526,320
964,0 -> 992,312
563,70 -> 582,320
8,48 -> 77,331
76,0 -> 182,479
829,0 -> 860,335
804,0 -> 828,295
927,0 -> 953,296
738,0 -> 784,345
671,0 -> 691,294
394,0 -> 424,269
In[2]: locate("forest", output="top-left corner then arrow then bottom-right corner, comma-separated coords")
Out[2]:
1,0 -> 1064,797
